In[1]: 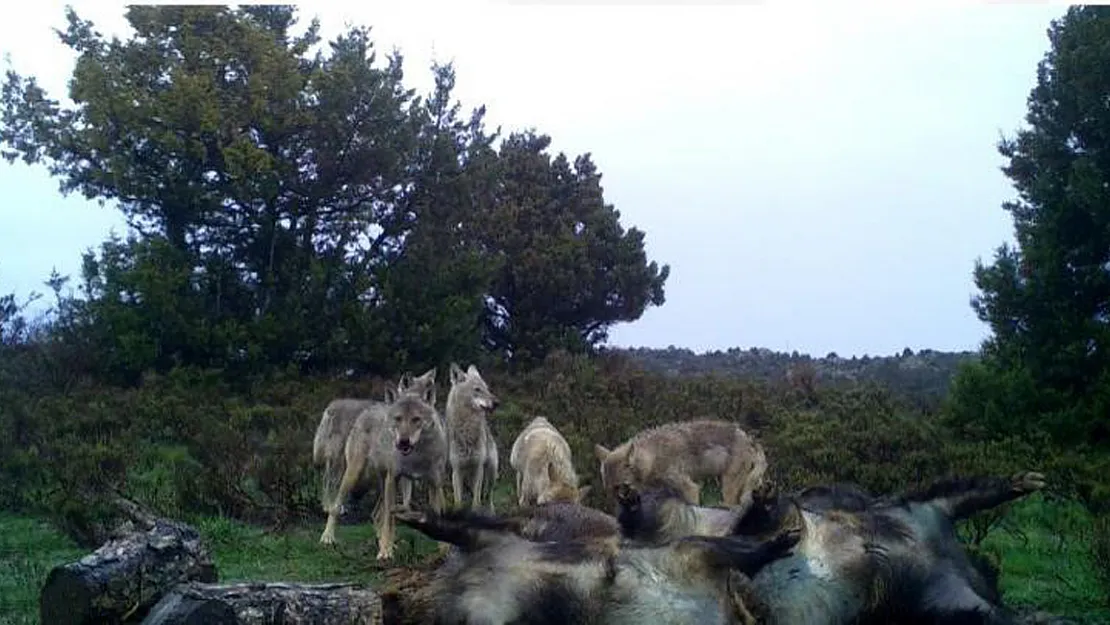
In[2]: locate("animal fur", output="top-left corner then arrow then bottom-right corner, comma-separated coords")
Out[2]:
510,416 -> 585,506
615,483 -> 745,545
725,471 -> 1048,625
594,419 -> 767,511
317,379 -> 447,561
382,507 -> 801,625
445,362 -> 501,512
312,368 -> 437,516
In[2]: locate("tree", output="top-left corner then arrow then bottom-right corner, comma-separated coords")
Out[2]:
374,63 -> 500,371
1,6 -> 424,377
951,6 -> 1110,444
477,131 -> 670,363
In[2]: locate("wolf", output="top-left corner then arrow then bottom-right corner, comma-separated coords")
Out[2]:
727,471 -> 1046,625
312,368 -> 437,518
381,507 -> 801,625
594,419 -> 767,511
317,379 -> 448,561
445,362 -> 500,512
510,416 -> 586,506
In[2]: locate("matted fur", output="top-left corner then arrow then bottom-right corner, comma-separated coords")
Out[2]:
317,375 -> 447,561
724,471 -> 1048,625
383,507 -> 800,625
445,362 -> 501,511
510,416 -> 584,506
616,483 -> 745,545
594,418 -> 768,511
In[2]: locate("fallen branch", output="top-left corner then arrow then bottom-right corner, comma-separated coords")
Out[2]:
140,581 -> 382,625
39,503 -> 217,625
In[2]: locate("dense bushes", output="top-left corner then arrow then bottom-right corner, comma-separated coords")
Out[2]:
0,345 -> 1090,532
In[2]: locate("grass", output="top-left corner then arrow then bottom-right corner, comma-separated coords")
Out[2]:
976,495 -> 1110,623
2,492 -> 1108,625
0,516 -> 86,625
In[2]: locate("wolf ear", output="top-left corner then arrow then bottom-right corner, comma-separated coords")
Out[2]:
398,371 -> 414,390
384,385 -> 398,404
418,367 -> 437,385
594,444 -> 611,463
467,364 -> 481,377
450,362 -> 466,384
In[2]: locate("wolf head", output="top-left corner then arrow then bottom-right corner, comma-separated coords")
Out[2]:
593,441 -> 638,497
384,377 -> 439,456
537,480 -> 592,506
448,362 -> 500,412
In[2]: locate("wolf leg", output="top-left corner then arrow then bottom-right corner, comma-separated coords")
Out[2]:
376,470 -> 398,561
321,444 -> 367,545
398,475 -> 414,512
471,462 -> 485,510
920,472 -> 1046,521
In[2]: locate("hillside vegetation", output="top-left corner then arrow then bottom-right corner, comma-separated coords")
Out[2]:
1,4 -> 1109,624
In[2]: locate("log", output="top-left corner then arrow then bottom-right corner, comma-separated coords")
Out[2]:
40,508 -> 218,625
140,581 -> 383,625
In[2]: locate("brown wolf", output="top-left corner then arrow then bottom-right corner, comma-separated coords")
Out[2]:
510,416 -> 585,506
382,507 -> 801,625
312,368 -> 437,517
594,419 -> 767,510
723,471 -> 1048,625
445,362 -> 500,512
317,380 -> 447,561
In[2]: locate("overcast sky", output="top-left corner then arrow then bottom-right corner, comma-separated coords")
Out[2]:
0,2 -> 1067,357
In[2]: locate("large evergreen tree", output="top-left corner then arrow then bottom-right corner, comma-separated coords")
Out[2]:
950,6 -> 1110,444
1,5 -> 670,379
479,131 -> 670,363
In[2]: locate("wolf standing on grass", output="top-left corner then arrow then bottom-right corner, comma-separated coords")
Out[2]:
594,418 -> 767,511
312,369 -> 437,519
510,415 -> 586,506
445,363 -> 500,511
315,373 -> 447,560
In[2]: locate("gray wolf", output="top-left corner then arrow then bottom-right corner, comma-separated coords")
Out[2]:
317,379 -> 447,561
312,368 -> 437,517
725,471 -> 1048,625
510,416 -> 585,506
381,506 -> 801,625
594,419 -> 767,511
445,362 -> 500,511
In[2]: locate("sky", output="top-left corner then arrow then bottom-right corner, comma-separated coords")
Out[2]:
0,1 -> 1069,358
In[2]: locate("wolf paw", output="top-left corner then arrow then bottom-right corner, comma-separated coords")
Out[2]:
1011,471 -> 1047,493
376,548 -> 394,561
320,532 -> 338,546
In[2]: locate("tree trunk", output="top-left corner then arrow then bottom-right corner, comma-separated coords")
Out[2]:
39,502 -> 218,625
140,581 -> 383,625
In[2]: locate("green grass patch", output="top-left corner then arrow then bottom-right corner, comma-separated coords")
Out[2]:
0,515 -> 86,625
975,495 -> 1110,623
